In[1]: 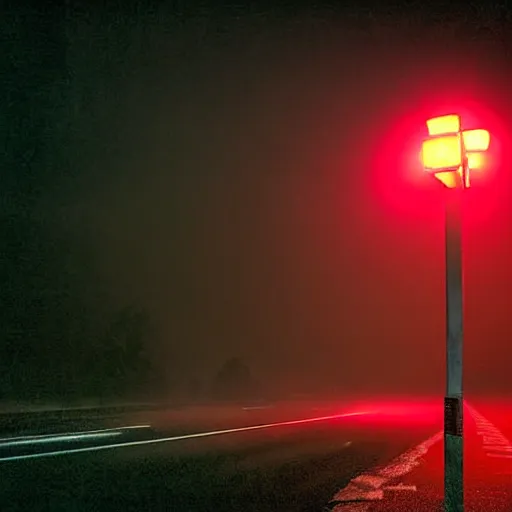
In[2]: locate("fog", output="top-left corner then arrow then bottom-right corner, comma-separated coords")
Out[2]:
3,4 -> 512,404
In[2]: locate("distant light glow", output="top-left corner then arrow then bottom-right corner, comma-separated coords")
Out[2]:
426,114 -> 461,136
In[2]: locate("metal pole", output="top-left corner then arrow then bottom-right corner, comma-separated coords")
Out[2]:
444,182 -> 464,511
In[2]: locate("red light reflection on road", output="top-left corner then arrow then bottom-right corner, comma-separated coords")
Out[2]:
346,397 -> 444,429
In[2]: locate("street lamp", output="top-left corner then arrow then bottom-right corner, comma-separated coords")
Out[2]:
421,114 -> 490,512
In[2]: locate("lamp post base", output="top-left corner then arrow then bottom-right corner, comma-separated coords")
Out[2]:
444,396 -> 463,512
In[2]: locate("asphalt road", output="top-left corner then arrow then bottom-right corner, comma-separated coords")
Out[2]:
0,400 -> 443,512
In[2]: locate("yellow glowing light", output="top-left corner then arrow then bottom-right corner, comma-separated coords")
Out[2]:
467,152 -> 486,170
421,114 -> 491,189
422,135 -> 462,171
463,129 -> 490,152
426,114 -> 461,136
433,170 -> 463,189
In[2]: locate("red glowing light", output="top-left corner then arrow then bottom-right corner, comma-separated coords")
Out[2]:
371,81 -> 507,226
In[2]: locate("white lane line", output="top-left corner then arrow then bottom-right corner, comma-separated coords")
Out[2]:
0,424 -> 151,443
484,446 -> 512,452
0,431 -> 121,448
329,430 -> 443,511
383,484 -> 417,492
0,410 -> 370,463
483,438 -> 509,446
466,403 -> 512,458
482,434 -> 506,440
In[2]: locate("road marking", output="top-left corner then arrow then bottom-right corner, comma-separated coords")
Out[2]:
0,431 -> 121,448
328,430 -> 442,511
0,425 -> 151,444
484,446 -> 512,452
383,484 -> 417,492
483,441 -> 511,447
0,410 -> 370,463
483,438 -> 509,446
466,404 -> 512,459
352,474 -> 387,489
0,425 -> 151,442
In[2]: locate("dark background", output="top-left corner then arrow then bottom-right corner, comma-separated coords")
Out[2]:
2,1 -> 512,403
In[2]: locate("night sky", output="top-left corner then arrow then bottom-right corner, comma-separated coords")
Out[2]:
3,2 -> 512,401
